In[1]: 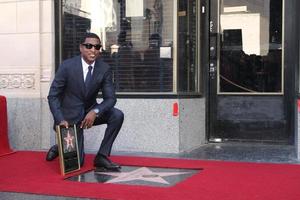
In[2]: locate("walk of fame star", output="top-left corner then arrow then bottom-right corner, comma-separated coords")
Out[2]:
95,167 -> 192,184
64,130 -> 74,149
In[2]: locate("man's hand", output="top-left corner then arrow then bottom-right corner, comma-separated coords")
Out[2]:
80,110 -> 97,129
59,120 -> 69,128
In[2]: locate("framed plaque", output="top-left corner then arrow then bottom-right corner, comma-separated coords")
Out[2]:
56,124 -> 80,175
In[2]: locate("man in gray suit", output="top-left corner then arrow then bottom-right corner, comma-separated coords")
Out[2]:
46,32 -> 123,171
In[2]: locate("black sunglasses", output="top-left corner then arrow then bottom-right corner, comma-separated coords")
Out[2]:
81,43 -> 102,50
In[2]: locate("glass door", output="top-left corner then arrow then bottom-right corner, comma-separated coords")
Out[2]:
208,0 -> 290,142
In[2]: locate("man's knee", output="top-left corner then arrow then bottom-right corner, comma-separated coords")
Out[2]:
112,108 -> 124,122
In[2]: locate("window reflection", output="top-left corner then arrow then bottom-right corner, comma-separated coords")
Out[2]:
62,0 -> 174,93
178,0 -> 199,93
219,0 -> 283,93
61,0 -> 200,94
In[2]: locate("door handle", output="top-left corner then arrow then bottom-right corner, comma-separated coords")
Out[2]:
209,62 -> 217,79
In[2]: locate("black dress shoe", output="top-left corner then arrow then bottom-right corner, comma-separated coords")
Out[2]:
94,167 -> 120,172
94,154 -> 121,171
46,145 -> 59,161
107,159 -> 121,169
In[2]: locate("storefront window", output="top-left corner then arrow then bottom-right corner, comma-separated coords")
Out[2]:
218,0 -> 283,94
59,0 -> 200,94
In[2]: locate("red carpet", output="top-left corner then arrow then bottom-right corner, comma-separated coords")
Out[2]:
0,151 -> 300,200
0,96 -> 14,157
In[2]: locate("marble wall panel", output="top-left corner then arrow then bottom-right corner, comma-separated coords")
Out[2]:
41,0 -> 53,33
7,97 -> 208,154
40,32 -> 54,84
179,98 -> 206,152
6,98 -> 42,150
0,1 -> 17,33
0,33 -> 40,67
83,99 -> 180,154
16,0 -> 39,32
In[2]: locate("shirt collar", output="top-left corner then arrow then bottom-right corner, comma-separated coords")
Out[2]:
81,58 -> 95,71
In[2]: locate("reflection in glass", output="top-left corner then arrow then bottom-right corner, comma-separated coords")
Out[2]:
219,0 -> 283,93
62,0 -> 174,93
178,0 -> 199,93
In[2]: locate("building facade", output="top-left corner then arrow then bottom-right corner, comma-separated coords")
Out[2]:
1,0 -> 300,158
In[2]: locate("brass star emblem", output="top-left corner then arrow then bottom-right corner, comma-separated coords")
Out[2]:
95,167 -> 191,184
64,130 -> 74,150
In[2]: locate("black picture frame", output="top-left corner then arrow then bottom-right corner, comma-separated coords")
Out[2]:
56,124 -> 80,175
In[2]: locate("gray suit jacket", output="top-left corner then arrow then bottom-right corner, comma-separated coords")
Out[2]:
48,55 -> 116,125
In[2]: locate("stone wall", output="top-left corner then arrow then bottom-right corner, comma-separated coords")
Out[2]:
7,97 -> 206,154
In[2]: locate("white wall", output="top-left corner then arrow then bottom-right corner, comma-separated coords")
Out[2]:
0,0 -> 55,150
0,0 -> 54,98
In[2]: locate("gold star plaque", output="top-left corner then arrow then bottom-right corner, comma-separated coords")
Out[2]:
56,124 -> 80,176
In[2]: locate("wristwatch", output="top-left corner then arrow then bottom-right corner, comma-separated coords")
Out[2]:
93,108 -> 100,117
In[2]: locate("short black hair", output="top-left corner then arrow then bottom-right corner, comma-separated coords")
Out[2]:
80,32 -> 101,44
